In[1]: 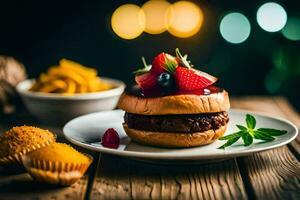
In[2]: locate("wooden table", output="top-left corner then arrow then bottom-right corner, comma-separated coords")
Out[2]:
0,96 -> 300,200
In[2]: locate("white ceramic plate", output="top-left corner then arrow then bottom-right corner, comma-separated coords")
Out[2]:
63,109 -> 298,160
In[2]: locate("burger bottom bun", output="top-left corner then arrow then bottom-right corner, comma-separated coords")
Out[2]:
123,123 -> 228,148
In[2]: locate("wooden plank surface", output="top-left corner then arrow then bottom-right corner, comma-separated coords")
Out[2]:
231,97 -> 300,200
238,147 -> 300,199
1,96 -> 300,200
0,170 -> 88,200
273,97 -> 300,156
89,155 -> 247,200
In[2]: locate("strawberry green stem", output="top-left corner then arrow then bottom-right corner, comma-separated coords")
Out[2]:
165,61 -> 177,73
141,57 -> 148,68
175,48 -> 192,69
133,57 -> 151,75
175,48 -> 184,60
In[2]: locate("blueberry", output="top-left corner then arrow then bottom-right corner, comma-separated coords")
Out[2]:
157,73 -> 174,91
157,73 -> 170,85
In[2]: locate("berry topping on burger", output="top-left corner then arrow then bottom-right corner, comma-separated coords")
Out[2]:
134,48 -> 217,95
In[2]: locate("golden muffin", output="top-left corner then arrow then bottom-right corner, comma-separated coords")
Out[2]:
0,126 -> 56,165
22,143 -> 93,186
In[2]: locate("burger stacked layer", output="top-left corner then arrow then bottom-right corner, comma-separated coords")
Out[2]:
118,49 -> 230,147
124,112 -> 229,133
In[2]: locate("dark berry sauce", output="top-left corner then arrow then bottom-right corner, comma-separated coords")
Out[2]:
126,85 -> 223,98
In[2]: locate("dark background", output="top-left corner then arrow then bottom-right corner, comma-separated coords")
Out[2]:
0,0 -> 299,109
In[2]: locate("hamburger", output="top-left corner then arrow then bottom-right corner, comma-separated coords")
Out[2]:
118,49 -> 230,147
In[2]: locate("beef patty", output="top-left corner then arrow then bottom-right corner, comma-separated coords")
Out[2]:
124,112 -> 229,133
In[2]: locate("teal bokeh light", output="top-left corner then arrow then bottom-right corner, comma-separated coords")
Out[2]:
282,17 -> 300,41
220,12 -> 251,44
257,2 -> 287,32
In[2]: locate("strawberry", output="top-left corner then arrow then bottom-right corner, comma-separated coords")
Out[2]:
102,128 -> 120,149
174,67 -> 217,91
151,52 -> 178,74
134,57 -> 158,90
135,72 -> 158,90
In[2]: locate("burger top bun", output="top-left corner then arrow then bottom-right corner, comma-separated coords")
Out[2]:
118,90 -> 230,115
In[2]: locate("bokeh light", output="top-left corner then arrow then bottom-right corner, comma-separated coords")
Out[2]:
256,2 -> 287,32
282,17 -> 300,41
168,1 -> 203,38
111,4 -> 145,40
265,69 -> 286,93
220,12 -> 251,44
142,0 -> 172,34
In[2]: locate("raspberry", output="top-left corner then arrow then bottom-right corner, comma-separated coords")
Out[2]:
101,128 -> 120,149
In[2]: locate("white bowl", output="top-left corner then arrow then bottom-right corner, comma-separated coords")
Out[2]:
16,78 -> 125,126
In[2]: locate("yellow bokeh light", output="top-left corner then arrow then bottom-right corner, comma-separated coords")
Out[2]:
168,1 -> 203,38
142,0 -> 172,34
111,4 -> 146,40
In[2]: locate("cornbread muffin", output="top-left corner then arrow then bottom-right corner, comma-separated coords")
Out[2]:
0,126 -> 56,165
22,143 -> 93,186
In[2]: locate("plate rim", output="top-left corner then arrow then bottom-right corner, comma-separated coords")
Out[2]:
63,109 -> 298,160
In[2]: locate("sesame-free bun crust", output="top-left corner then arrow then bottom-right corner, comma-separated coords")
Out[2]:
118,90 -> 230,115
123,123 -> 227,147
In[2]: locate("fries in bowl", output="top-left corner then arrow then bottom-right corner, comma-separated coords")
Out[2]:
30,59 -> 112,94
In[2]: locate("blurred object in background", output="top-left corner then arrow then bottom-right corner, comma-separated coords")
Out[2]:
256,2 -> 287,32
111,0 -> 204,39
0,0 -> 299,110
0,56 -> 27,115
219,12 -> 251,44
167,1 -> 204,38
282,17 -> 300,41
111,4 -> 145,40
142,0 -> 171,34
265,46 -> 300,100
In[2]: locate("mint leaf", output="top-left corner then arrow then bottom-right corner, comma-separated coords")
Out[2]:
246,114 -> 256,129
219,131 -> 243,140
253,130 -> 275,141
257,128 -> 287,136
218,136 -> 241,149
218,114 -> 287,149
236,125 -> 247,131
242,132 -> 253,146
